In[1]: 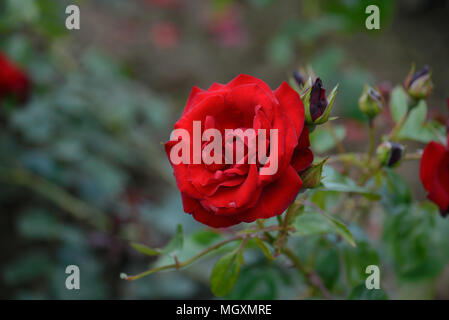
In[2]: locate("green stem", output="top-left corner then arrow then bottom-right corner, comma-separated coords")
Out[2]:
326,121 -> 345,154
276,201 -> 301,256
126,236 -> 243,281
404,151 -> 423,161
125,226 -> 286,281
327,153 -> 368,169
388,108 -> 411,141
358,163 -> 382,186
282,247 -> 333,299
367,118 -> 376,165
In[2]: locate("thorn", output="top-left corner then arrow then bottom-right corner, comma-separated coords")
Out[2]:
174,255 -> 181,269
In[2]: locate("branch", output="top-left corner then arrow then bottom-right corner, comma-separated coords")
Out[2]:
282,247 -> 334,299
275,201 -> 301,256
326,121 -> 345,154
366,118 -> 376,165
387,108 -> 411,141
123,225 -> 288,281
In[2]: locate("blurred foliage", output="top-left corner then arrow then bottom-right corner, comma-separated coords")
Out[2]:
0,0 -> 180,299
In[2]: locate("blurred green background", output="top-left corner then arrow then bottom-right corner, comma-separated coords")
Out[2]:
1,0 -> 449,299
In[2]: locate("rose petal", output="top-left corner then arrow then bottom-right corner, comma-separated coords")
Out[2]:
274,81 -> 305,137
182,86 -> 204,115
202,164 -> 260,211
420,141 -> 446,191
291,148 -> 314,172
192,202 -> 241,228
428,154 -> 449,212
237,165 -> 302,222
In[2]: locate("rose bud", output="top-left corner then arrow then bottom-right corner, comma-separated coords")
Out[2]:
358,85 -> 383,119
309,78 -> 327,121
404,64 -> 433,100
303,77 -> 338,126
376,141 -> 404,167
299,158 -> 327,189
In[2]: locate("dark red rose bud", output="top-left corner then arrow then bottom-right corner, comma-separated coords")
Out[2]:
404,64 -> 433,100
0,52 -> 30,105
309,78 -> 328,122
376,141 -> 404,168
409,65 -> 429,86
387,142 -> 404,167
358,85 -> 383,118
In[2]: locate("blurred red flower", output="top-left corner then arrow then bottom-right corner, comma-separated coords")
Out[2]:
0,52 -> 30,105
420,131 -> 449,216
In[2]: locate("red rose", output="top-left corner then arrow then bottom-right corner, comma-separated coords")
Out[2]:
165,74 -> 313,228
0,52 -> 30,105
420,134 -> 449,216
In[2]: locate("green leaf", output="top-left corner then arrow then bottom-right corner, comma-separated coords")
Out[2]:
294,211 -> 334,236
210,251 -> 242,297
321,166 -> 380,200
293,204 -> 355,247
383,202 -> 449,281
190,230 -> 222,246
321,212 -> 356,247
310,125 -> 346,154
398,100 -> 437,143
226,265 -> 280,300
254,236 -> 275,261
163,224 -> 184,255
130,243 -> 160,256
390,86 -> 408,123
380,168 -> 411,213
